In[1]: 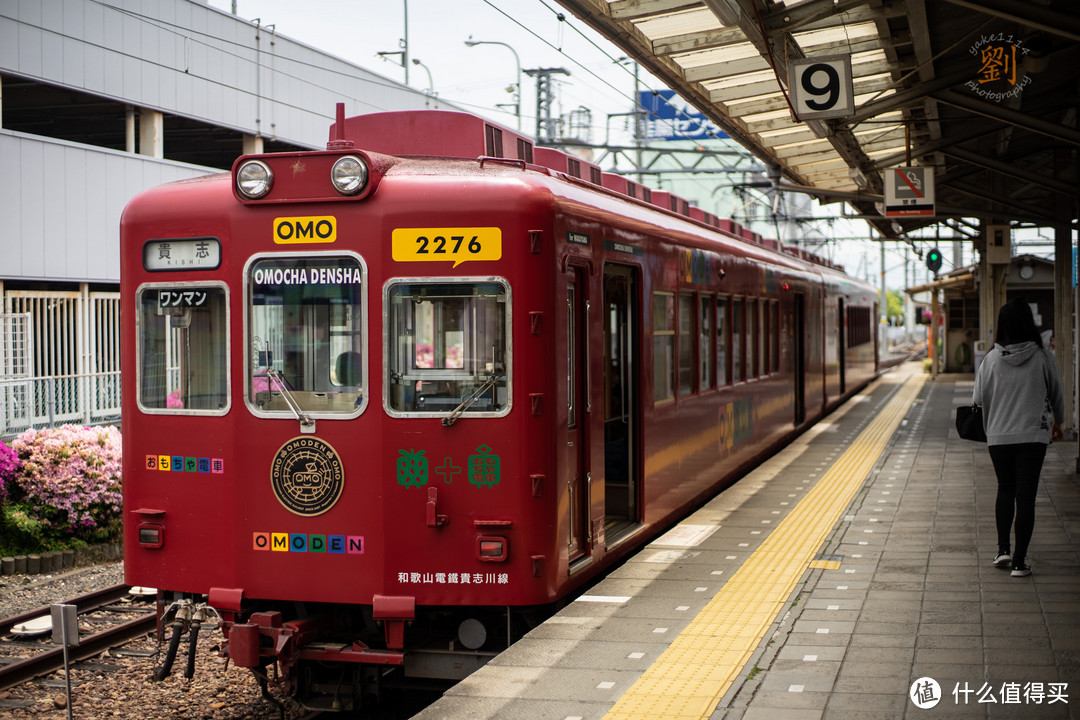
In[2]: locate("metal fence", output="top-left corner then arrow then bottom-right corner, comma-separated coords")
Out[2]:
0,372 -> 122,440
1,290 -> 123,441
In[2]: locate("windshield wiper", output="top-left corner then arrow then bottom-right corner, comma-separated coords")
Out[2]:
266,368 -> 315,432
441,375 -> 501,427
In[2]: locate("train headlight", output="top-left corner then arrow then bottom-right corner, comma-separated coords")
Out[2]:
330,155 -> 368,195
236,160 -> 273,199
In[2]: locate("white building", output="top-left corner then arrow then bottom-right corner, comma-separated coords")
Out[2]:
0,0 -> 448,437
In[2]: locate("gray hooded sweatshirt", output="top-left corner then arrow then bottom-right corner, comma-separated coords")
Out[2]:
973,341 -> 1065,446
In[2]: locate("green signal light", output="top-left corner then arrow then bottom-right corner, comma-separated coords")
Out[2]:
926,247 -> 942,273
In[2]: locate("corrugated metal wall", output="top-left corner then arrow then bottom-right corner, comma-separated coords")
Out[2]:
0,132 -> 212,282
0,0 -> 435,149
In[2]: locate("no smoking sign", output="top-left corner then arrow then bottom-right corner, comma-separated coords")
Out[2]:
884,166 -> 935,217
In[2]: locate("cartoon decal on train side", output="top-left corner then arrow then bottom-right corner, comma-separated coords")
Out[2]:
716,391 -> 796,457
718,398 -> 754,456
678,248 -> 712,285
395,446 -> 502,488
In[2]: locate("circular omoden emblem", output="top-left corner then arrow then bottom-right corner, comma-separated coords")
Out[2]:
270,436 -> 344,516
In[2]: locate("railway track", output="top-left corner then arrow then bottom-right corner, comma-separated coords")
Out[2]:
0,583 -> 156,692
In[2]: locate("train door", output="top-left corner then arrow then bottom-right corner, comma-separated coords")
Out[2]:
793,292 -> 806,425
565,267 -> 589,564
603,265 -> 639,543
873,302 -> 880,371
838,297 -> 846,394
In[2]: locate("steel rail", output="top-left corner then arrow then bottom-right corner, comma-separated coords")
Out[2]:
0,613 -> 157,690
0,584 -> 157,691
0,584 -> 133,637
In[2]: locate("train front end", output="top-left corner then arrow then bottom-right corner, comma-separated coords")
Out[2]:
120,110 -> 558,709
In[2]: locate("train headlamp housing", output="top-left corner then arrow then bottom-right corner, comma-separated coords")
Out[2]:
231,150 -> 384,204
330,155 -> 369,196
236,160 -> 274,199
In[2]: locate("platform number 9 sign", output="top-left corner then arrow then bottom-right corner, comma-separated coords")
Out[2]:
789,56 -> 854,121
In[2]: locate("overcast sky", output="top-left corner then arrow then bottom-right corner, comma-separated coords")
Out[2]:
208,0 -> 657,142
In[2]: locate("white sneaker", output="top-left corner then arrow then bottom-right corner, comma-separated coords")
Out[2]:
1011,563 -> 1031,578
992,553 -> 1011,568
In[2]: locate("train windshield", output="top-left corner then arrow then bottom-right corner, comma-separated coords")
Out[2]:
247,255 -> 365,417
385,280 -> 510,417
137,284 -> 229,414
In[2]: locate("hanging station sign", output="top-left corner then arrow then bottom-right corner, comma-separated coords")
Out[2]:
789,55 -> 855,121
884,166 -> 935,217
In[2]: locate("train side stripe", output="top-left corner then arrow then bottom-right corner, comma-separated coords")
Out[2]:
602,370 -> 926,720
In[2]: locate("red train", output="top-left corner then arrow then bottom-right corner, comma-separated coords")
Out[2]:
120,105 -> 877,711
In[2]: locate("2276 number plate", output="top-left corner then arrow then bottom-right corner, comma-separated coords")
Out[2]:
391,228 -> 502,268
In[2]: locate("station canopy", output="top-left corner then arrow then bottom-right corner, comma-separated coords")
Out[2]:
555,0 -> 1079,240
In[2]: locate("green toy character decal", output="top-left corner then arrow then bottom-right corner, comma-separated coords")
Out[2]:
397,449 -> 429,487
468,445 -> 501,488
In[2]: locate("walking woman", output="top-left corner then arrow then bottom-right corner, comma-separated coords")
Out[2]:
973,298 -> 1064,577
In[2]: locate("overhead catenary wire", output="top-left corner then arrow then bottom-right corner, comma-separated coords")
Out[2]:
51,0 -> 782,223
76,0 -> 703,144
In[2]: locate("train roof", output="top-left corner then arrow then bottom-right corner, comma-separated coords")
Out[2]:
330,108 -> 845,276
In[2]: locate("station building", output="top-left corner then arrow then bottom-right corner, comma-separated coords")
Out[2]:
0,0 -> 449,437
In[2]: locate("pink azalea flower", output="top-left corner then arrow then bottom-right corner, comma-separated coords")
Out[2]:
11,425 -> 122,541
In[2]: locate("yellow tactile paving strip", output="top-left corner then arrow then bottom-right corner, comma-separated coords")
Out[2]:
602,372 -> 927,720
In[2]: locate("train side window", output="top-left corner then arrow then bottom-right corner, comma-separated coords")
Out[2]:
247,255 -> 366,417
385,279 -> 510,417
716,296 -> 728,386
757,299 -> 766,377
677,293 -> 695,397
732,298 -> 744,383
137,283 -> 229,415
847,305 -> 872,347
700,294 -> 713,389
652,292 -> 675,404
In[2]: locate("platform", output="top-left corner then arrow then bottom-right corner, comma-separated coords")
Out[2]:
412,362 -> 1080,720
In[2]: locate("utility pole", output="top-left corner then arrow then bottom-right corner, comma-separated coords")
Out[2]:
525,68 -> 570,144
633,63 -> 644,186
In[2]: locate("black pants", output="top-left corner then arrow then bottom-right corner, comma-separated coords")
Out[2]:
988,442 -> 1047,563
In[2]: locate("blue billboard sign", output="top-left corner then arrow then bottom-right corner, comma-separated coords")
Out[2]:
638,90 -> 727,141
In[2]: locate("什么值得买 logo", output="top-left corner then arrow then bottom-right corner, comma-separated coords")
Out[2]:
966,34 -> 1032,102
271,436 -> 344,516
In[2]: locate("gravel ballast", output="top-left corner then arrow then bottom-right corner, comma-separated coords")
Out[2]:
0,562 -> 291,719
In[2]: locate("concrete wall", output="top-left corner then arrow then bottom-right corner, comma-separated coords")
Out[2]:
0,0 -> 437,147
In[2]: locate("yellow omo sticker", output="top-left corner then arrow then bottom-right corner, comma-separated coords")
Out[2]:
392,228 -> 501,268
274,216 -> 337,244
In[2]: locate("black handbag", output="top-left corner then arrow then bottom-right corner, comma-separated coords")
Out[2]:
955,404 -> 987,442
